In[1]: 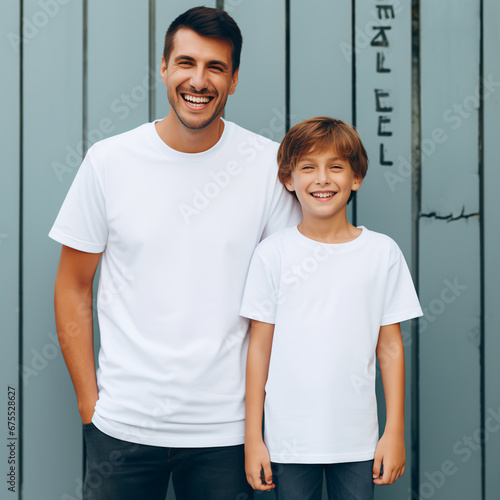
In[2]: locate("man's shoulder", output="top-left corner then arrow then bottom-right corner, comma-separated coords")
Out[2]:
88,122 -> 152,158
223,120 -> 279,159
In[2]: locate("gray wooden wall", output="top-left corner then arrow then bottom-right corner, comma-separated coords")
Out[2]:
1,1 -> 499,499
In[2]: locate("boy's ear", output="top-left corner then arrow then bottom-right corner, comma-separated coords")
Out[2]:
351,174 -> 363,191
284,176 -> 295,193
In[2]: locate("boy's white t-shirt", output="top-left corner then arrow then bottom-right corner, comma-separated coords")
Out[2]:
240,226 -> 423,464
49,119 -> 300,447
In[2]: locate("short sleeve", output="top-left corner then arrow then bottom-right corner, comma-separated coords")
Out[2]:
240,247 -> 280,324
381,244 -> 423,326
49,150 -> 108,253
261,176 -> 301,240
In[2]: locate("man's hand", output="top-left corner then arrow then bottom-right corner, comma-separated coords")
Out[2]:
245,439 -> 274,491
372,430 -> 405,485
79,401 -> 97,424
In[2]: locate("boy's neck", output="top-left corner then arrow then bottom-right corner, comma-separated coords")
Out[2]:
298,214 -> 362,244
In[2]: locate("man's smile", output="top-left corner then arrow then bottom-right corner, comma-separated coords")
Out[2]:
180,92 -> 215,110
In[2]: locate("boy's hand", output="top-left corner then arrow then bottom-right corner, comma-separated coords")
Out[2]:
245,439 -> 275,491
372,431 -> 405,485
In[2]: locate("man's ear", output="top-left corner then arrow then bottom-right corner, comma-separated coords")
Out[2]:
228,68 -> 239,95
161,56 -> 168,84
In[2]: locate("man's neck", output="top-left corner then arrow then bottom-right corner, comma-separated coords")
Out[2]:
155,113 -> 224,154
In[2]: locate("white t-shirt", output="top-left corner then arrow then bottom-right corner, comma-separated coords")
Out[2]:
240,226 -> 423,464
49,119 -> 300,447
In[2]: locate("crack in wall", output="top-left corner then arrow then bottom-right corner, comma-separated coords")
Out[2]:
420,206 -> 480,222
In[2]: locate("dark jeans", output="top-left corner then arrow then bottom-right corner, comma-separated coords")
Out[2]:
271,460 -> 374,500
82,423 -> 253,500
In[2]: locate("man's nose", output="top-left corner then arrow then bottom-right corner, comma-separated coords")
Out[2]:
189,66 -> 208,91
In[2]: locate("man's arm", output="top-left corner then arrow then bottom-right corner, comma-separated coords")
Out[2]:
54,245 -> 102,424
245,319 -> 275,491
373,322 -> 406,485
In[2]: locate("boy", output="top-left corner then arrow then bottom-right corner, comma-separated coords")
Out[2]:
241,117 -> 423,499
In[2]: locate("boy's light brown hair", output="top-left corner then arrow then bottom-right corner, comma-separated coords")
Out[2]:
277,116 -> 368,188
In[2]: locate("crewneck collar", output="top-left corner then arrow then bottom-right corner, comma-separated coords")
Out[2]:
149,118 -> 233,163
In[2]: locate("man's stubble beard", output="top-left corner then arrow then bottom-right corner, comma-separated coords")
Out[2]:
168,89 -> 228,131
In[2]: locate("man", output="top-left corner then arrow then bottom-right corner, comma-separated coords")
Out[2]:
50,6 -> 299,500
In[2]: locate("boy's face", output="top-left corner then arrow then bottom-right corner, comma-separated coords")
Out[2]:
284,148 -> 362,222
161,28 -> 239,131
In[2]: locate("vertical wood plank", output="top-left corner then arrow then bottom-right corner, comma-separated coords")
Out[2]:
223,0 -> 286,141
354,2 -> 413,498
484,0 -> 500,498
22,1 -> 84,498
289,0 -> 354,225
0,2 -> 20,498
290,0 -> 352,125
418,1 -> 481,499
154,0 -> 217,121
87,0 -> 150,139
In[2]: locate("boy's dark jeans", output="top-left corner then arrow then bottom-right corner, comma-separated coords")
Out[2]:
82,423 -> 253,500
271,460 -> 374,500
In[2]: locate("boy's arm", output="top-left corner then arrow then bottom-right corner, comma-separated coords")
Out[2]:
245,319 -> 275,491
54,245 -> 102,424
373,322 -> 406,485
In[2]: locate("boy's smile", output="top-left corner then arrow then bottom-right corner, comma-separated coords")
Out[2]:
285,149 -> 361,223
310,190 -> 337,201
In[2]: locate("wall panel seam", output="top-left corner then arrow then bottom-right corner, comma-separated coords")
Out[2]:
410,0 -> 421,495
18,0 -> 24,497
479,0 -> 485,498
285,0 -> 290,132
149,0 -> 156,122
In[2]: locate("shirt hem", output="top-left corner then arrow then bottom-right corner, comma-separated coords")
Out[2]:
239,308 -> 276,325
381,307 -> 424,326
269,450 -> 375,464
92,414 -> 245,448
49,228 -> 106,253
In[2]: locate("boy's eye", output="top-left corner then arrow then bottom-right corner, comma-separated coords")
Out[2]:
300,165 -> 314,170
330,165 -> 343,170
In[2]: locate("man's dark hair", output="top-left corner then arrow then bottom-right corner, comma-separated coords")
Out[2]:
163,6 -> 243,75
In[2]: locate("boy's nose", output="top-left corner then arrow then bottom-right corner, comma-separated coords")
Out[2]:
315,172 -> 330,184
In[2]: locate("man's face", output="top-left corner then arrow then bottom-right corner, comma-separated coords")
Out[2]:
161,28 -> 239,131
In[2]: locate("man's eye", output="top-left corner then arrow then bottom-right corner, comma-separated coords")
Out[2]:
210,66 -> 224,72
